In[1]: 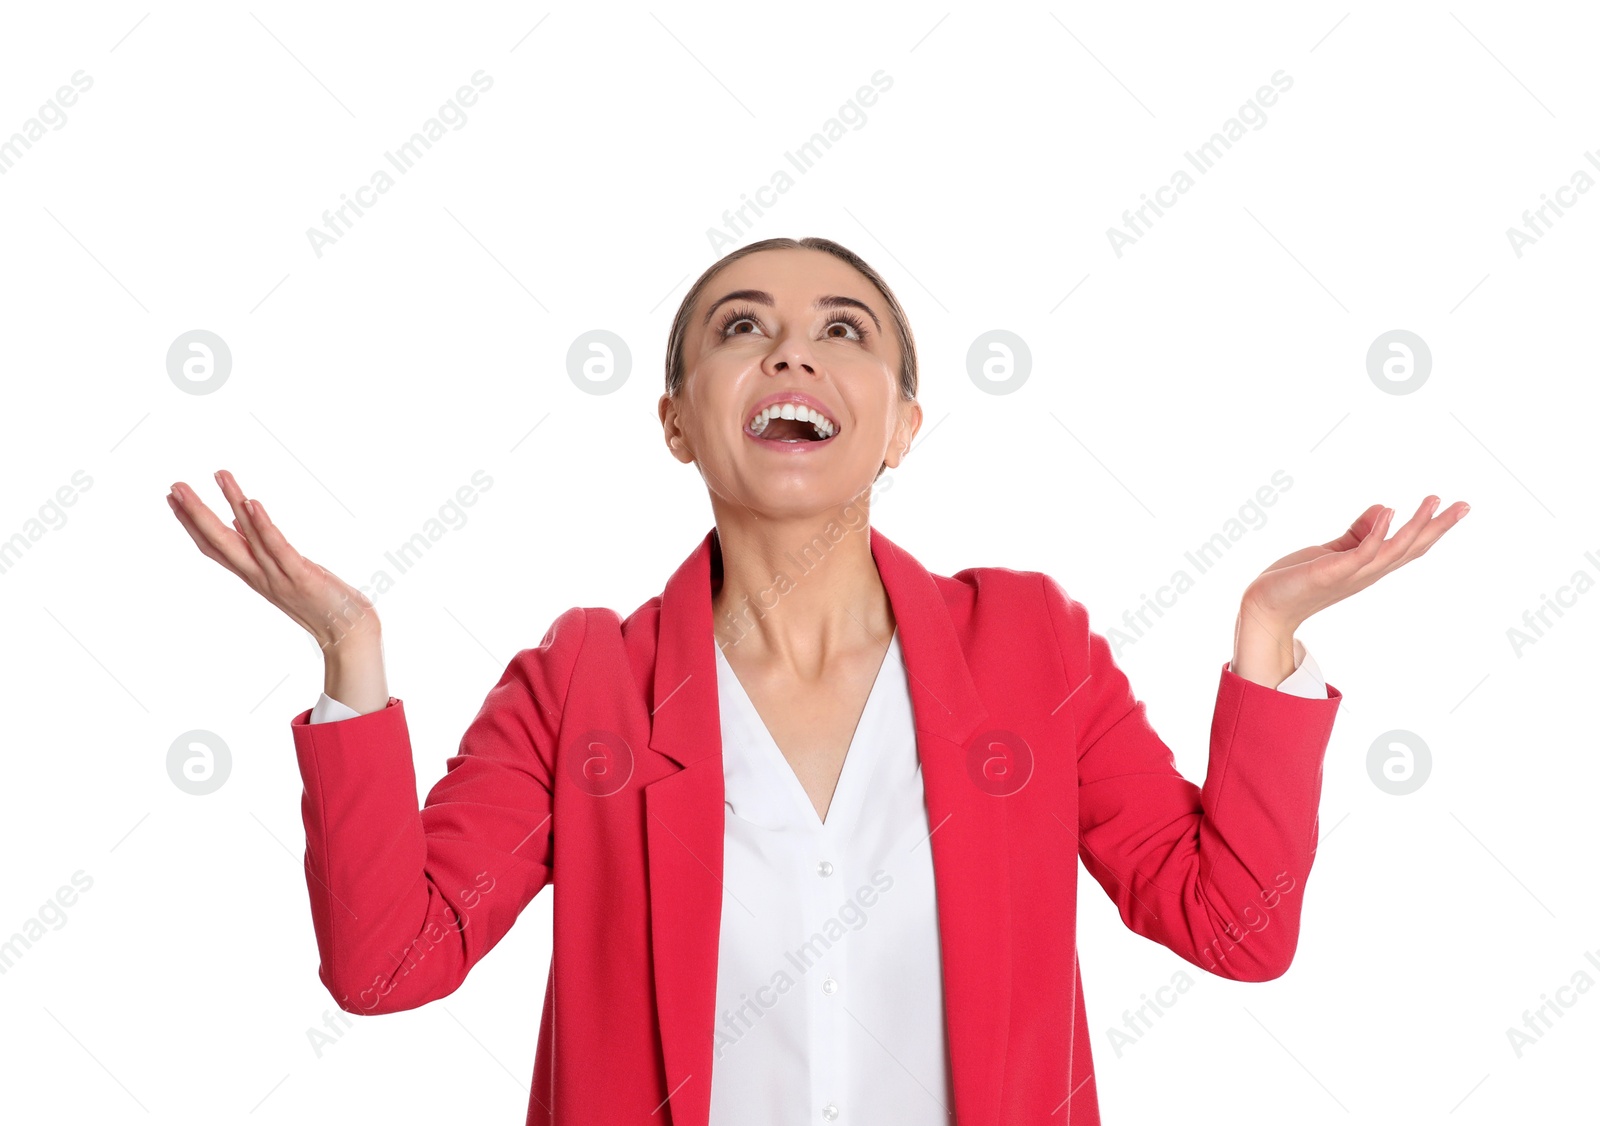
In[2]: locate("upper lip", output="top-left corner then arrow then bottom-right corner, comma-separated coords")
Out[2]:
744,390 -> 841,432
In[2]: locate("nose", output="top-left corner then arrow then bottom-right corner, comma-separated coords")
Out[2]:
763,325 -> 817,376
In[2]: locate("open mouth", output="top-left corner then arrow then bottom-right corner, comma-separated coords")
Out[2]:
746,402 -> 839,444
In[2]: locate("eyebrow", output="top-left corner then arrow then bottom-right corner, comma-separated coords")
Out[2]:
702,288 -> 883,332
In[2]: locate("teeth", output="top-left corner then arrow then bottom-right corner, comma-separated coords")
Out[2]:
748,402 -> 837,439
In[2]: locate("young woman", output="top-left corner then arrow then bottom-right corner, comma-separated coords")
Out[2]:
165,236 -> 1467,1126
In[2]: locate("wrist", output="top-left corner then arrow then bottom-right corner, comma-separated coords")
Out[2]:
322,628 -> 389,715
322,621 -> 382,661
316,609 -> 381,651
1232,604 -> 1299,688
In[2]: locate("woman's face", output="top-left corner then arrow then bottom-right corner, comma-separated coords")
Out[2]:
660,248 -> 921,518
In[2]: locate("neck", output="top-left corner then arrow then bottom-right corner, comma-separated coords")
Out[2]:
709,511 -> 893,672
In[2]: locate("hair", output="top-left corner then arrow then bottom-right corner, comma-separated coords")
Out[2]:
663,236 -> 918,404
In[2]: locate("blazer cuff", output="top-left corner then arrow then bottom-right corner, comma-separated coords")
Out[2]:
291,695 -> 404,729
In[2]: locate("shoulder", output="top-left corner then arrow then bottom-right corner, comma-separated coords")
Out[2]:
513,598 -> 650,660
928,560 -> 1085,628
518,599 -> 666,708
929,561 -> 1102,682
488,597 -> 657,718
486,606 -> 591,716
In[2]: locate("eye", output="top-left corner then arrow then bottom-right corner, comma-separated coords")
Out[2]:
716,306 -> 872,343
717,306 -> 766,338
822,313 -> 868,341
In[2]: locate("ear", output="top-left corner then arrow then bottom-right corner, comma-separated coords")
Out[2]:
660,392 -> 694,463
883,398 -> 923,469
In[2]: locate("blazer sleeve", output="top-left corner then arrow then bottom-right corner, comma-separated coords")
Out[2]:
1041,575 -> 1341,982
289,606 -> 587,1014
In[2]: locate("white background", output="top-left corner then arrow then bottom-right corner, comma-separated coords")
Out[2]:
0,2 -> 1593,1123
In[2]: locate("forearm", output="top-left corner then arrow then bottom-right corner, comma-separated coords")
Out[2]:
295,698 -> 479,1015
322,626 -> 390,715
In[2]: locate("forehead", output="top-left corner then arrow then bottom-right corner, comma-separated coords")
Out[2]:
697,248 -> 878,311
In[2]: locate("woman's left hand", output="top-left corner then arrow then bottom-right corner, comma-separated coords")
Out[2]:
1243,495 -> 1470,629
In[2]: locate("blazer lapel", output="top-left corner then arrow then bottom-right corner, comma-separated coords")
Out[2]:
644,525 -> 1010,1126
643,529 -> 725,1126
867,527 -> 1012,1126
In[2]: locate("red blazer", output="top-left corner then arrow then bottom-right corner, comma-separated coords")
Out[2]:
291,525 -> 1341,1125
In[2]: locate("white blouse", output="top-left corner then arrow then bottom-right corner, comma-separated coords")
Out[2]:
708,627 -> 951,1124
308,633 -> 1327,1125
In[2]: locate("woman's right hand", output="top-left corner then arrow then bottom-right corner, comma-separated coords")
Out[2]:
166,469 -> 379,651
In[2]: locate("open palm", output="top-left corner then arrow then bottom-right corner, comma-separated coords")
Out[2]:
1244,496 -> 1470,628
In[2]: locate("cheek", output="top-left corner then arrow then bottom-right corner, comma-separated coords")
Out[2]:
680,379 -> 737,447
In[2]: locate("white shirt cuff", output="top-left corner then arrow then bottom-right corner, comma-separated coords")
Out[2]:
1229,637 -> 1329,698
308,691 -> 365,724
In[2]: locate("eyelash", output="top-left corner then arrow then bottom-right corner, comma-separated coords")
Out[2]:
716,306 -> 870,342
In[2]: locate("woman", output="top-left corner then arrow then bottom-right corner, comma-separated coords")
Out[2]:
165,236 -> 1467,1125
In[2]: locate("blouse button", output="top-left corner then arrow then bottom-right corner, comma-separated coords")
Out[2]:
817,860 -> 834,877
822,1104 -> 839,1121
822,976 -> 839,995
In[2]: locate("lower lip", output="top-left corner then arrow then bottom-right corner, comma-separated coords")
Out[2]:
743,426 -> 841,452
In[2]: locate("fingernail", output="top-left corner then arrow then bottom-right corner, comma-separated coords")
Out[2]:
1461,504 -> 1470,516
243,498 -> 256,517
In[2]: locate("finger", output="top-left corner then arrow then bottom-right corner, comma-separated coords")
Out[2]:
1366,496 -> 1438,572
215,470 -> 288,582
1388,499 -> 1470,566
1335,506 -> 1394,573
1322,504 -> 1386,553
166,489 -> 256,585
245,498 -> 309,575
1318,506 -> 1391,584
170,482 -> 266,582
1351,503 -> 1386,535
